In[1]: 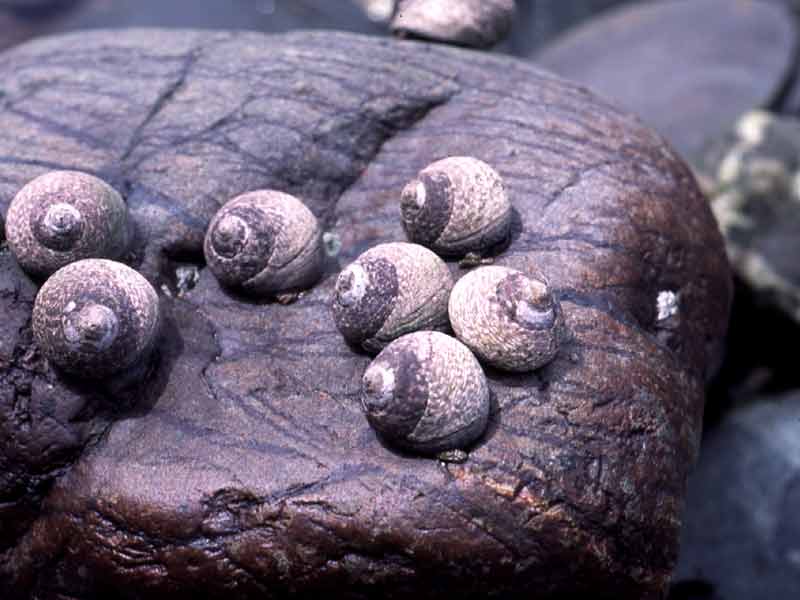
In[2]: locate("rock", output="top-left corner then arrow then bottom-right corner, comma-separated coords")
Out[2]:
534,0 -> 797,162
0,29 -> 730,599
391,0 -> 515,48
0,0 -> 81,51
673,391 -> 800,599
0,0 -> 384,53
701,110 -> 800,325
507,0 -> 632,56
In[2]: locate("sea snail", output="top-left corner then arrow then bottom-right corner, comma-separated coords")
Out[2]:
5,171 -> 130,278
332,242 -> 454,353
391,0 -> 516,49
400,156 -> 512,258
204,190 -> 324,298
33,259 -> 160,378
449,265 -> 564,372
361,331 -> 490,454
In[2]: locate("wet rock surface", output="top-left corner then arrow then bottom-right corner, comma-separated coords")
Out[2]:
673,391 -> 800,600
534,0 -> 797,162
0,29 -> 730,599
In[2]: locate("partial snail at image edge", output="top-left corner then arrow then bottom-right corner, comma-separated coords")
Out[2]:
5,154 -> 565,461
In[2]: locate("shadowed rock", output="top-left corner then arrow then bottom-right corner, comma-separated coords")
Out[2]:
0,29 -> 730,599
674,391 -> 800,600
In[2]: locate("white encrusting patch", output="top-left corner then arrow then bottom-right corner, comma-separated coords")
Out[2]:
656,290 -> 679,322
362,364 -> 396,411
336,263 -> 369,307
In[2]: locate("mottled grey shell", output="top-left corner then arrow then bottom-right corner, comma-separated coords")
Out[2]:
391,0 -> 516,49
401,156 -> 512,258
204,190 -> 324,297
449,265 -> 564,372
32,259 -> 160,378
361,331 -> 490,454
5,170 -> 130,278
332,242 -> 454,353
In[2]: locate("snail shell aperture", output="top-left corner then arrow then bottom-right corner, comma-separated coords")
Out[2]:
32,259 -> 160,378
204,190 -> 324,297
5,171 -> 130,278
361,331 -> 490,454
401,156 -> 512,258
332,242 -> 454,353
449,265 -> 564,372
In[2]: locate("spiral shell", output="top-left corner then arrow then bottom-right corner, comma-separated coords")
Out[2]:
4,171 -> 130,278
361,331 -> 490,454
33,259 -> 160,378
401,156 -> 512,258
204,190 -> 324,297
332,242 -> 453,353
449,265 -> 564,372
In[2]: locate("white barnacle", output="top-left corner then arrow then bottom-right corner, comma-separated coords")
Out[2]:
656,290 -> 679,322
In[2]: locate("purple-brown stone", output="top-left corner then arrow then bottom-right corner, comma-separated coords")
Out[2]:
0,29 -> 730,599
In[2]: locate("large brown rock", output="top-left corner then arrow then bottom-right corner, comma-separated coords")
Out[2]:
0,29 -> 730,599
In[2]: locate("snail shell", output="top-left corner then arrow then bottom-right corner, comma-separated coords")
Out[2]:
4,171 -> 130,278
32,259 -> 160,378
449,265 -> 564,372
391,0 -> 516,49
204,190 -> 324,297
332,242 -> 454,353
401,156 -> 512,258
361,331 -> 490,454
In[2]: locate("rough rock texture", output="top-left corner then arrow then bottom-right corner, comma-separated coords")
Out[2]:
534,0 -> 797,162
0,29 -> 730,599
700,110 -> 800,324
673,391 -> 800,600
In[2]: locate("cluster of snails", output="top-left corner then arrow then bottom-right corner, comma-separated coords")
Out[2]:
4,172 -> 327,378
3,156 -> 564,462
4,171 -> 160,378
332,156 -> 565,459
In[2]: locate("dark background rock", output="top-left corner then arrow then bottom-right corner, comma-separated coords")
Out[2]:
534,0 -> 798,162
673,391 -> 800,600
0,28 -> 729,599
0,0 -> 387,52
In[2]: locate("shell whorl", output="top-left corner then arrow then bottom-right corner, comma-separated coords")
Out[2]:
332,242 -> 454,353
5,171 -> 130,278
204,190 -> 324,297
401,156 -> 512,257
361,331 -> 490,454
449,265 -> 564,372
32,259 -> 160,378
